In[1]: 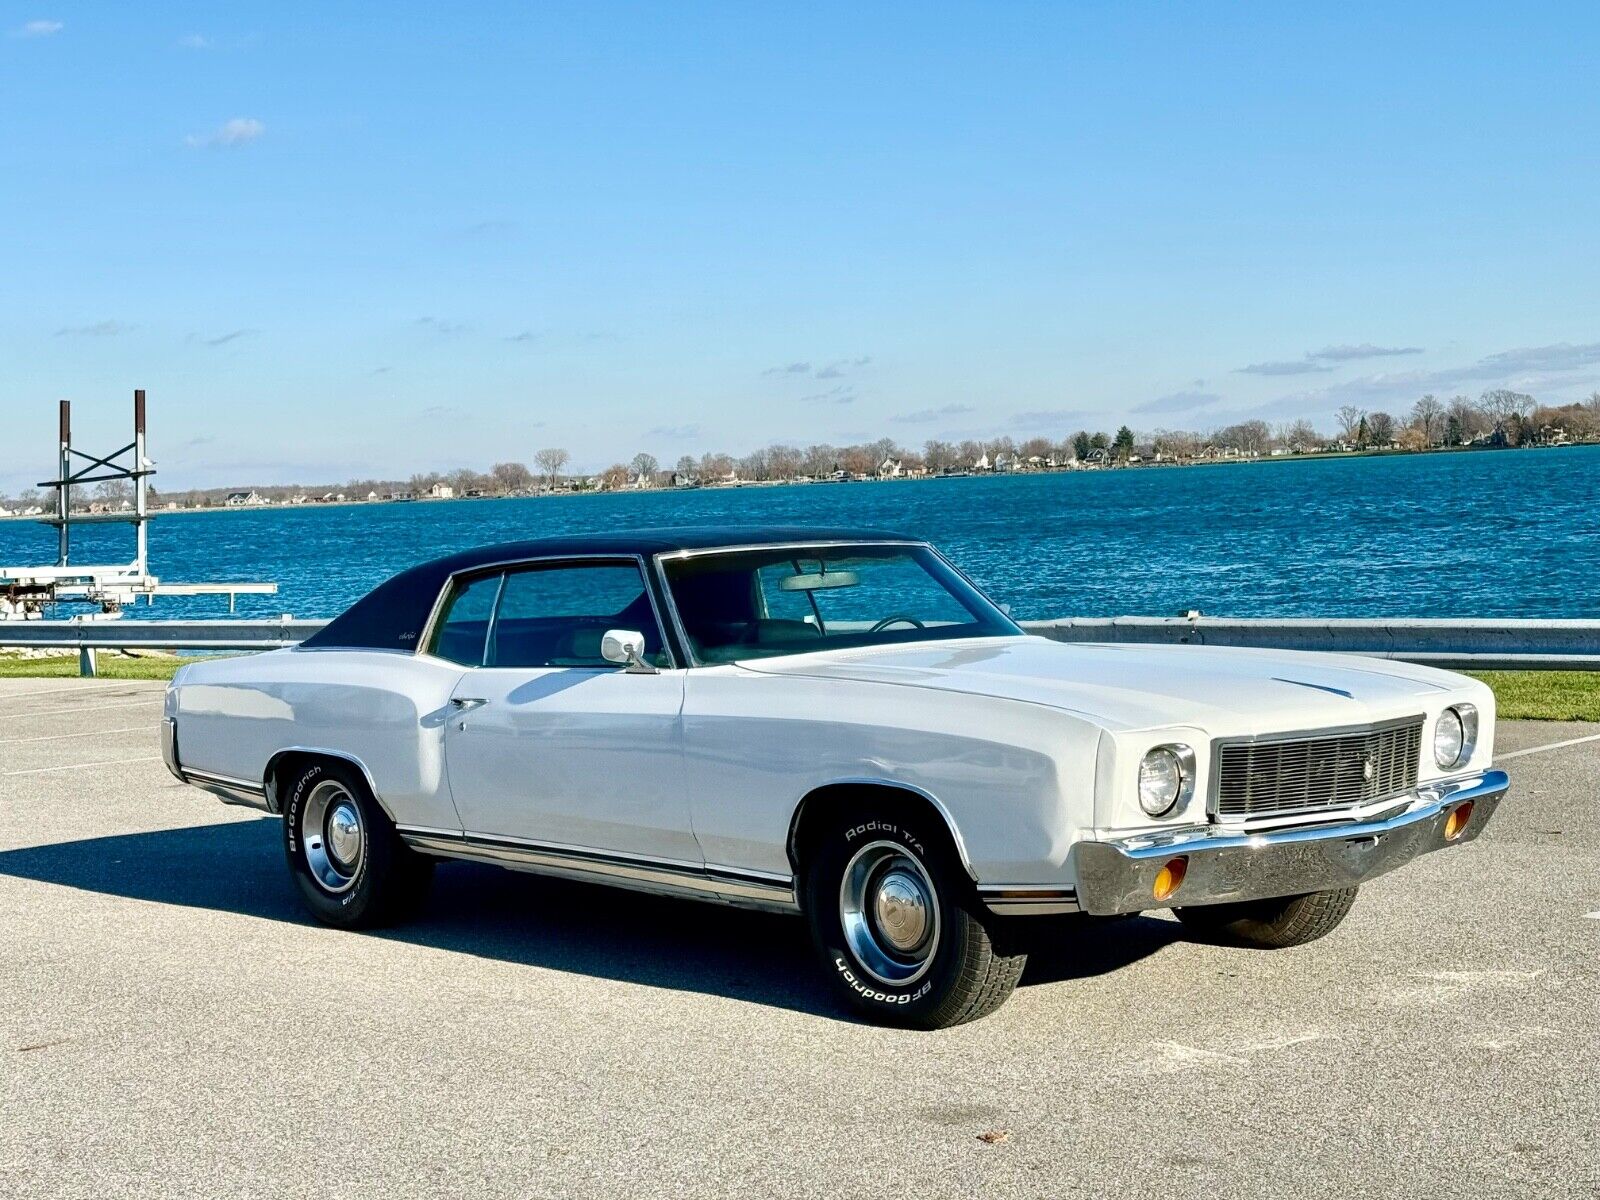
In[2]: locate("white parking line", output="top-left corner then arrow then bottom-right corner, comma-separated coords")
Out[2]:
2,755 -> 162,777
1498,732 -> 1600,761
0,699 -> 163,721
0,683 -> 153,700
0,727 -> 149,746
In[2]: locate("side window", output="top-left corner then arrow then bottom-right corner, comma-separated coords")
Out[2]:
427,572 -> 503,666
488,562 -> 666,669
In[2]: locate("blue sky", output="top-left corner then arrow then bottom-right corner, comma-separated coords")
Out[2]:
3,2 -> 1598,488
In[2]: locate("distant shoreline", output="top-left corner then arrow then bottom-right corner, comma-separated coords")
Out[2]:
1,439 -> 1592,523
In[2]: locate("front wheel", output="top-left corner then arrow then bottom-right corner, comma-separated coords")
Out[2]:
803,808 -> 1026,1029
281,758 -> 432,928
1173,886 -> 1358,948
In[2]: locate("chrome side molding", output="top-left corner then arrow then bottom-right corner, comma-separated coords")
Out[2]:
977,886 -> 1080,916
398,826 -> 800,914
182,766 -> 274,813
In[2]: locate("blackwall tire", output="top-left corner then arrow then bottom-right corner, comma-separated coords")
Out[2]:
803,808 -> 1026,1029
1173,886 -> 1358,949
280,758 -> 432,929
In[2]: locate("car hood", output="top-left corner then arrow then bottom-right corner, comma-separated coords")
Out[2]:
737,636 -> 1470,734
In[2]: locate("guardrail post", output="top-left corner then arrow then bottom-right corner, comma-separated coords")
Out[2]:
78,647 -> 98,677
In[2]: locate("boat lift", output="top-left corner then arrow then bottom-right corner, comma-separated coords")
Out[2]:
0,390 -> 278,631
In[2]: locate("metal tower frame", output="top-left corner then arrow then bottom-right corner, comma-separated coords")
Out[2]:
1,390 -> 277,620
47,390 -> 154,575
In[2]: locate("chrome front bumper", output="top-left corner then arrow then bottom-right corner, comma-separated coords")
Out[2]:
1071,769 -> 1508,916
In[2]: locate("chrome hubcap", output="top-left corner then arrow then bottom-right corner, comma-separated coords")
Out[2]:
301,781 -> 364,894
873,871 -> 930,951
326,802 -> 362,870
840,841 -> 940,986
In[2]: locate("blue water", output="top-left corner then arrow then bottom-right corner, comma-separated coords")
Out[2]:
3,446 -> 1597,621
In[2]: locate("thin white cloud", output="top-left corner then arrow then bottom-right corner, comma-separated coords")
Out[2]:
646,424 -> 701,439
765,356 -> 870,380
1254,339 -> 1600,421
798,385 -> 855,405
12,19 -> 62,38
1237,360 -> 1332,377
201,328 -> 258,347
1310,343 -> 1423,362
1472,341 -> 1600,374
177,33 -> 211,50
185,117 -> 265,149
1013,408 -> 1093,426
54,320 -> 136,337
892,404 -> 976,424
1133,390 -> 1223,414
415,316 -> 467,335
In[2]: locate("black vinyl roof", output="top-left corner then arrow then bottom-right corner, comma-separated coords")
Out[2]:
301,526 -> 916,652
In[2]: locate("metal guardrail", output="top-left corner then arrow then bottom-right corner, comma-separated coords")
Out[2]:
0,619 -> 325,673
1022,616 -> 1600,671
1,616 -> 1598,673
0,618 -> 325,650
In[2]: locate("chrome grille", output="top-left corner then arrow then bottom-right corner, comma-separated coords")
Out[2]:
1213,717 -> 1423,820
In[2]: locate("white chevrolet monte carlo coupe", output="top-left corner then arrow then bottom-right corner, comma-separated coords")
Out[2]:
163,527 -> 1508,1028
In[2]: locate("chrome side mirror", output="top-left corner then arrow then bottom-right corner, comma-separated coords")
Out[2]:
601,629 -> 657,674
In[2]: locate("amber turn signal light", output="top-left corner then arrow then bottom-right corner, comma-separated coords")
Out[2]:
1152,856 -> 1188,902
1443,801 -> 1474,841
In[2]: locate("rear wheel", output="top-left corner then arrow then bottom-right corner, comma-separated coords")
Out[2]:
803,807 -> 1026,1028
280,759 -> 432,928
1173,886 -> 1358,948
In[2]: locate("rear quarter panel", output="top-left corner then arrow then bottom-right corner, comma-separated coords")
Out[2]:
169,648 -> 464,830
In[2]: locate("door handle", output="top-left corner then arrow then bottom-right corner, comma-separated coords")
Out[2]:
450,697 -> 488,710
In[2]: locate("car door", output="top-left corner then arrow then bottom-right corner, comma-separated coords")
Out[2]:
433,557 -> 698,865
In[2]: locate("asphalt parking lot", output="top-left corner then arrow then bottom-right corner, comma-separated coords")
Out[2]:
1,678 -> 1595,1199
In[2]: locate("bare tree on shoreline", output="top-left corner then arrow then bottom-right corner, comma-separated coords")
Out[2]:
534,448 -> 570,492
1335,405 -> 1365,443
1411,394 -> 1443,443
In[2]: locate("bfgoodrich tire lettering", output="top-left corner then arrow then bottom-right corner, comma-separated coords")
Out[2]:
803,807 -> 1026,1029
281,759 -> 432,929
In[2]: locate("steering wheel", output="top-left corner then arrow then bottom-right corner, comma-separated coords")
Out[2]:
869,613 -> 926,633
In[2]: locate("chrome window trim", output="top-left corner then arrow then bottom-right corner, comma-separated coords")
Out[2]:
415,553 -> 680,671
653,538 -> 929,562
650,552 -> 703,668
479,570 -> 510,669
651,539 -> 1021,668
922,543 -> 1026,635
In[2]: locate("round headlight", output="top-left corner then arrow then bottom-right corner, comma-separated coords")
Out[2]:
1433,708 -> 1465,768
1139,747 -> 1185,816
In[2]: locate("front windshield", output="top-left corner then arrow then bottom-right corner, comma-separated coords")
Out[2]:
660,543 -> 1021,663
